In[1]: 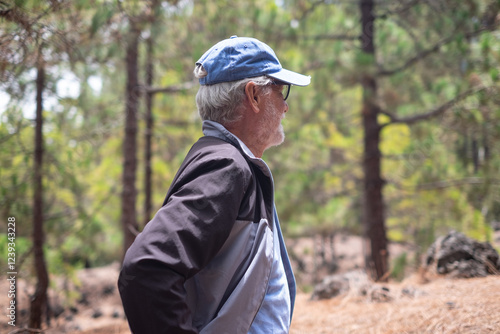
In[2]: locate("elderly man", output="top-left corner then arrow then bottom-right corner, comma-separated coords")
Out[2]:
119,36 -> 310,334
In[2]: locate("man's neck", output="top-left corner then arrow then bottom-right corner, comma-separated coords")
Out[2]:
225,123 -> 266,158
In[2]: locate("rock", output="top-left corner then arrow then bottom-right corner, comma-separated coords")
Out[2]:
102,284 -> 115,296
311,270 -> 370,300
78,292 -> 89,306
92,309 -> 103,318
112,309 -> 121,318
311,274 -> 349,300
401,287 -> 414,297
369,286 -> 392,302
51,303 -> 65,318
425,230 -> 500,278
446,301 -> 456,310
401,286 -> 426,298
71,325 -> 81,331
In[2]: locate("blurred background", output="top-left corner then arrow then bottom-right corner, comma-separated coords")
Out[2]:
1,0 -> 499,330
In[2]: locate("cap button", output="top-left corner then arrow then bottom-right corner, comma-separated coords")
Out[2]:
230,35 -> 238,39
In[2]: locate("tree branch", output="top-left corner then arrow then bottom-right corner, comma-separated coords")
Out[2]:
297,0 -> 328,22
375,0 -> 419,19
377,25 -> 499,77
145,79 -> 198,95
0,3 -> 32,32
413,177 -> 500,191
300,33 -> 360,41
388,177 -> 500,192
381,87 -> 486,127
378,107 -> 396,121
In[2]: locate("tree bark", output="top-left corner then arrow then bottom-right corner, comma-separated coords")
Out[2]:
472,135 -> 479,174
121,26 -> 141,256
483,123 -> 489,161
143,36 -> 154,227
29,58 -> 49,329
359,0 -> 388,281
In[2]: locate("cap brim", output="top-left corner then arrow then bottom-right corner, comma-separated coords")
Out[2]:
267,68 -> 311,86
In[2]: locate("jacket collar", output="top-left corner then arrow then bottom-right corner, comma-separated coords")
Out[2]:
202,120 -> 272,178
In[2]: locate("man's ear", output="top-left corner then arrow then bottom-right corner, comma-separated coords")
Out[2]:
244,81 -> 261,113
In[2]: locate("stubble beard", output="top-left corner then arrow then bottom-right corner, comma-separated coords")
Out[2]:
261,100 -> 285,149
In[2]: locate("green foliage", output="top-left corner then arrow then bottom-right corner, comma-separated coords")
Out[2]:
0,0 -> 499,281
390,252 -> 408,282
0,108 -> 33,234
90,4 -> 115,36
0,235 -> 31,273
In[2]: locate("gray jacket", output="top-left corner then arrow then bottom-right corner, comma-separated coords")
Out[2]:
118,122 -> 296,333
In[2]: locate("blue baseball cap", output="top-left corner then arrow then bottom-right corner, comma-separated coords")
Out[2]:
196,36 -> 311,86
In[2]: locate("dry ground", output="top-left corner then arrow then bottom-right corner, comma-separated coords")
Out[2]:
42,274 -> 500,334
67,274 -> 500,334
2,233 -> 499,333
291,275 -> 500,334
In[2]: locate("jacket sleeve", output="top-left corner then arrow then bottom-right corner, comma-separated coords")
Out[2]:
118,152 -> 250,334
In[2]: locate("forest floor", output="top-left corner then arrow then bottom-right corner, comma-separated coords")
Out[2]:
2,232 -> 500,334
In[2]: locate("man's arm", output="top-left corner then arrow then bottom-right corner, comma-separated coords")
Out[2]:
118,153 -> 249,333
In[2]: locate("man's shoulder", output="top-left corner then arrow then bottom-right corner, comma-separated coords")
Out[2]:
186,136 -> 253,172
193,136 -> 247,158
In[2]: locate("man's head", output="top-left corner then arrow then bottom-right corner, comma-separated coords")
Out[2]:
195,36 -> 310,86
194,36 -> 310,156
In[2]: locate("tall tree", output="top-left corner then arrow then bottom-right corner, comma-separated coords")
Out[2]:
30,47 -> 49,330
358,0 -> 388,280
142,1 -> 163,227
0,2 -> 58,327
143,35 -> 154,226
120,0 -> 163,253
121,22 -> 141,255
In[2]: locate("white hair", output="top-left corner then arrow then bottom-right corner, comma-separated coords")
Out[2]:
194,64 -> 272,125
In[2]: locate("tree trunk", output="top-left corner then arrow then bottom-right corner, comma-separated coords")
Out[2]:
121,27 -> 141,256
483,124 -> 489,162
29,59 -> 49,329
359,0 -> 388,281
461,132 -> 469,168
472,135 -> 479,174
144,36 -> 154,227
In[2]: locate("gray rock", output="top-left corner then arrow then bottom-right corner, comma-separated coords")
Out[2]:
311,275 -> 349,300
92,309 -> 103,319
492,221 -> 500,231
311,270 -> 370,300
425,230 -> 500,278
369,286 -> 392,302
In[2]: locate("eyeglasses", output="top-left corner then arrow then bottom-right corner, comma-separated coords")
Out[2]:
270,80 -> 291,101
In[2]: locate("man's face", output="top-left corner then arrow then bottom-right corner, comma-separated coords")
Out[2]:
260,84 -> 289,148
